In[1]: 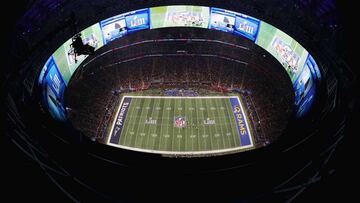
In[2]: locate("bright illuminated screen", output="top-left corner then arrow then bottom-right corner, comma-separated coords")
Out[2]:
38,5 -> 321,120
255,21 -> 319,116
41,56 -> 67,121
52,23 -> 103,84
100,8 -> 150,44
150,6 -> 210,29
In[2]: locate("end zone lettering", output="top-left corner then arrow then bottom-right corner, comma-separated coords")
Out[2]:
109,97 -> 132,144
230,97 -> 252,146
116,102 -> 130,126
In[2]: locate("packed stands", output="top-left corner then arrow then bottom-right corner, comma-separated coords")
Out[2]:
65,28 -> 294,147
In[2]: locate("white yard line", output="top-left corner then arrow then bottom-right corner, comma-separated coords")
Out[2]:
220,99 -> 233,147
215,98 -> 227,149
147,98 -> 158,149
121,97 -> 140,145
194,98 -> 201,151
204,99 -> 215,150
172,98 -> 177,152
158,99 -> 166,151
136,98 -> 152,148
118,114 -> 236,120
197,99 -> 208,149
224,99 -> 239,146
163,99 -> 171,150
189,99 -> 194,151
126,96 -> 239,99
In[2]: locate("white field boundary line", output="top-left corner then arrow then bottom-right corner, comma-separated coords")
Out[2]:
107,142 -> 254,156
123,96 -> 239,99
236,96 -> 254,147
106,95 -> 255,154
106,96 -> 126,144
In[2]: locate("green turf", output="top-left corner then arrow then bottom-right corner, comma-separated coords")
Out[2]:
115,96 -> 242,152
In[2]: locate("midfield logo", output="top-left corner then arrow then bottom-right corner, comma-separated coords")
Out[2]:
174,116 -> 187,128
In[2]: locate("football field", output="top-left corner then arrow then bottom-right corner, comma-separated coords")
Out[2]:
107,95 -> 253,155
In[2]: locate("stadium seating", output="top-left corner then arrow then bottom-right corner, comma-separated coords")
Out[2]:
65,28 -> 294,146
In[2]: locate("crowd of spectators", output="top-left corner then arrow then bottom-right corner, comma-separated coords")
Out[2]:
65,28 -> 294,146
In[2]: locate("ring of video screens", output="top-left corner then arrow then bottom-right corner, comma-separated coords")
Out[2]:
38,5 -> 322,121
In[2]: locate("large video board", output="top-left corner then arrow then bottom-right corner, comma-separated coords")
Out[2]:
209,8 -> 260,41
256,21 -> 321,116
233,14 -> 260,41
293,64 -> 316,117
38,5 -> 322,121
100,8 -> 150,44
150,6 -> 210,29
305,54 -> 322,81
256,21 -> 309,83
42,56 -> 67,121
53,23 -> 103,84
209,8 -> 236,33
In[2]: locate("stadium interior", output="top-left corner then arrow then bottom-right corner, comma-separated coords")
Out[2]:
65,27 -> 294,152
2,0 -> 356,202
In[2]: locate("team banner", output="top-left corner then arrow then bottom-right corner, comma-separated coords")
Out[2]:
110,97 -> 132,144
229,98 -> 252,146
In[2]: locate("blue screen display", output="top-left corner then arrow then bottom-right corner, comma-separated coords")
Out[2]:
294,64 -> 316,117
125,9 -> 150,32
100,8 -> 149,44
234,15 -> 260,41
45,62 -> 66,98
43,56 -> 67,121
46,85 -> 67,121
209,8 -> 236,33
305,54 -> 322,81
100,15 -> 128,44
38,56 -> 52,85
